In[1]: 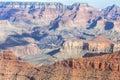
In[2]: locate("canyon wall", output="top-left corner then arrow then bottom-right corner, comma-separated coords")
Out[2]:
0,50 -> 120,80
60,36 -> 118,55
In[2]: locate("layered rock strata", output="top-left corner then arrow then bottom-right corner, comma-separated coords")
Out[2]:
0,50 -> 120,80
60,36 -> 119,55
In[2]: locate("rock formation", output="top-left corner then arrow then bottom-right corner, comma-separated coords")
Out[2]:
53,51 -> 120,80
0,2 -> 120,30
60,36 -> 116,55
0,50 -> 39,80
0,2 -> 120,53
0,50 -> 120,80
0,20 -> 21,42
103,5 -> 120,20
0,3 -> 120,80
9,43 -> 41,57
0,50 -> 18,60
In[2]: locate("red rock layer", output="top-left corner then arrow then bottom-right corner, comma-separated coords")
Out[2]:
47,51 -> 120,80
0,50 -> 120,80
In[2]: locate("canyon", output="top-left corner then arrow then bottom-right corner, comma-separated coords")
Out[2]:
0,2 -> 120,80
0,2 -> 120,57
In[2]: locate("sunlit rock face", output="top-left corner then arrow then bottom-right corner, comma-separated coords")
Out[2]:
60,36 -> 116,55
9,44 -> 41,57
53,51 -> 120,80
0,50 -> 120,80
0,50 -> 18,60
1,2 -> 120,31
60,40 -> 84,54
0,50 -> 37,80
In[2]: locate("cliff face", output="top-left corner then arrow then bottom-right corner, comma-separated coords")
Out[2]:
60,36 -> 115,55
0,50 -> 120,80
0,50 -> 18,60
103,5 -> 120,20
0,20 -> 21,43
51,51 -> 120,80
0,2 -> 65,26
0,50 -> 39,80
0,3 -> 120,32
8,44 -> 41,57
1,2 -> 119,30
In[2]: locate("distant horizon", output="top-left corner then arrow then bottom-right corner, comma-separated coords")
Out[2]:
0,0 -> 120,9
